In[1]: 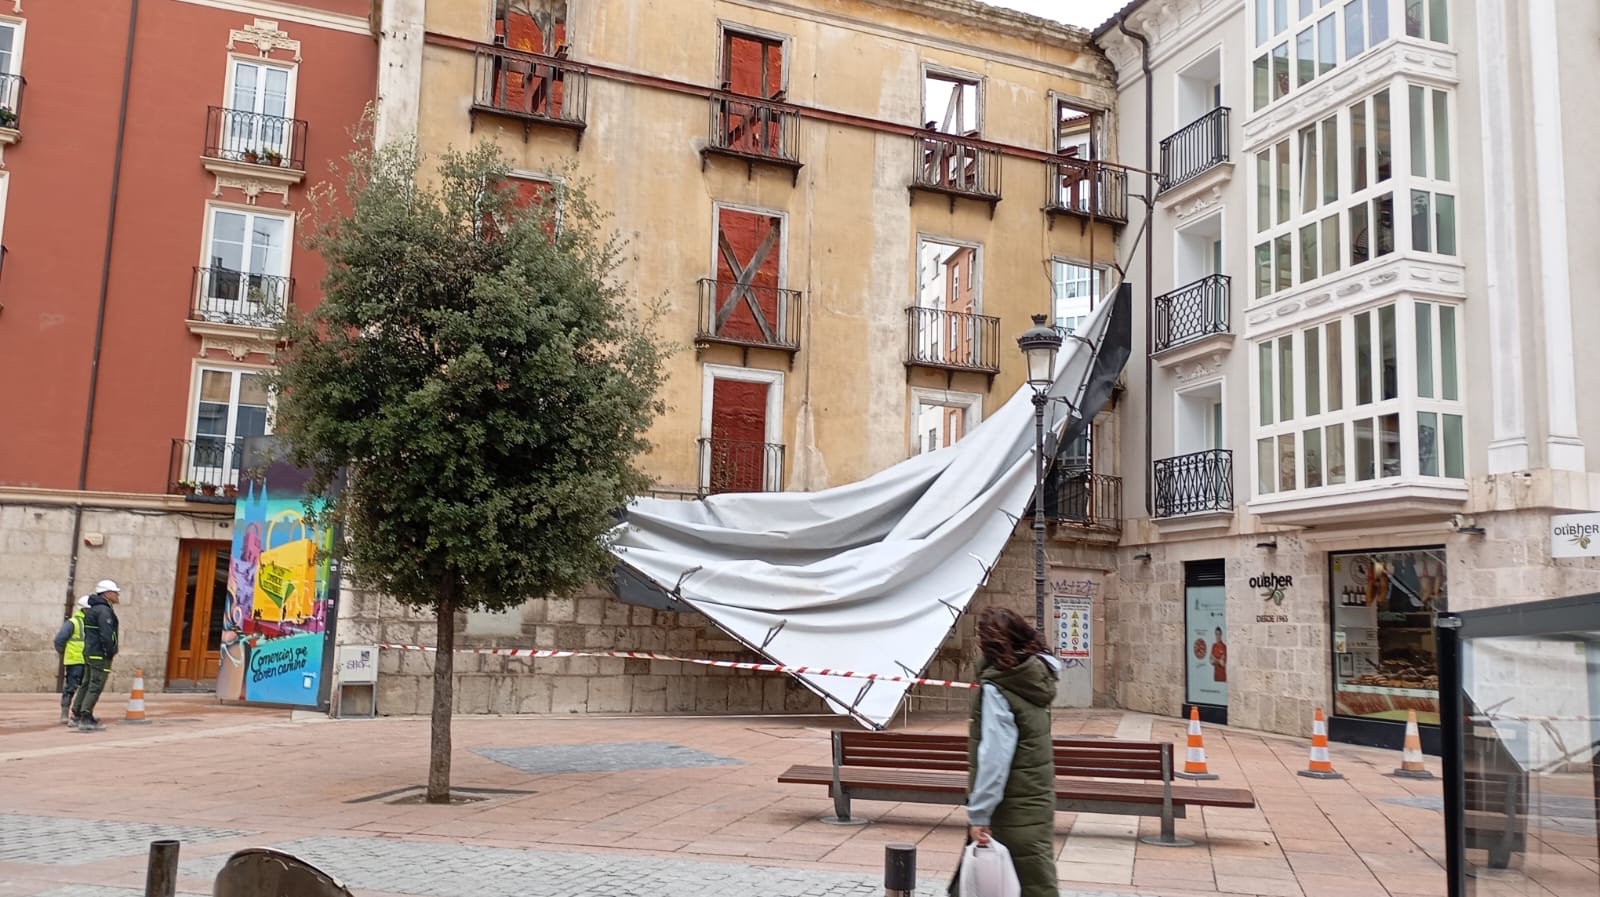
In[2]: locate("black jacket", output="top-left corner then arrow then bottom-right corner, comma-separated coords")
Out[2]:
82,593 -> 120,666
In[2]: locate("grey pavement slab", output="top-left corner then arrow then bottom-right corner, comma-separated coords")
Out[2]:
0,814 -> 252,866
473,741 -> 743,775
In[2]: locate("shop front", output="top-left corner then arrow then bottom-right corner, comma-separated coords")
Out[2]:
1328,545 -> 1446,753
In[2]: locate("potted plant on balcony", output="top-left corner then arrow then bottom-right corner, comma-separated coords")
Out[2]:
242,147 -> 260,164
176,479 -> 197,496
262,148 -> 284,167
0,107 -> 16,129
200,482 -> 219,496
222,483 -> 239,498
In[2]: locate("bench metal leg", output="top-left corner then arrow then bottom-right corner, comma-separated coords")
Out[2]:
1139,745 -> 1196,847
820,788 -> 867,826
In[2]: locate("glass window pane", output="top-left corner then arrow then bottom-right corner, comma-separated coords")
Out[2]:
1259,341 -> 1275,425
1355,310 -> 1373,404
249,216 -> 289,278
1443,413 -> 1464,477
1410,85 -> 1428,177
1276,140 -> 1291,223
1350,202 -> 1370,264
1418,411 -> 1439,476
1257,0 -> 1271,44
1440,305 -> 1458,400
231,62 -> 259,113
1279,335 -> 1295,422
1256,242 -> 1274,299
1379,412 -> 1400,477
1375,193 -> 1394,256
1322,118 -> 1338,204
1374,89 -> 1392,181
1279,433 -> 1297,492
238,373 -> 269,406
1321,214 -> 1341,275
1305,326 -> 1322,416
1300,125 -> 1319,212
196,402 -> 229,438
1275,234 -> 1293,292
1257,150 -> 1272,231
1304,427 -> 1323,488
1379,304 -> 1397,401
1297,28 -> 1316,86
1272,43 -> 1289,100
1318,15 -> 1337,74
1326,319 -> 1343,411
1429,0 -> 1447,42
1350,100 -> 1368,191
1258,437 -> 1277,494
1369,0 -> 1389,43
1300,0 -> 1314,17
200,369 -> 233,403
209,211 -> 247,271
1344,0 -> 1364,57
1275,0 -> 1289,34
1406,0 -> 1423,38
1354,418 -> 1374,480
1254,55 -> 1271,111
1416,302 -> 1434,398
1326,423 -> 1346,484
1412,190 -> 1432,252
1436,193 -> 1456,255
1300,223 -> 1319,282
235,405 -> 269,439
1432,90 -> 1450,181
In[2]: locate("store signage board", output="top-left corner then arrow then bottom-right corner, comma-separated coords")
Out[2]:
1550,512 -> 1600,559
1251,572 -> 1292,623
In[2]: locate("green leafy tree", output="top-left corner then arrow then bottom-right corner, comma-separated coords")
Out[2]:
271,134 -> 668,802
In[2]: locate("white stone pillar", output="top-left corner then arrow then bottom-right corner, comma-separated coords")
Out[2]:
374,0 -> 426,148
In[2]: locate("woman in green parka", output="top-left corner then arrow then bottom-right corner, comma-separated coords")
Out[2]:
954,606 -> 1062,897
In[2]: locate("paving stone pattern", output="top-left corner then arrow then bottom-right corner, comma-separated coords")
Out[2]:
0,814 -> 253,866
26,888 -> 207,897
473,741 -> 743,775
1384,793 -> 1597,835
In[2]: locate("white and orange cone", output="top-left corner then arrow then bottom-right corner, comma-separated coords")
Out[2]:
125,668 -> 147,723
1297,707 -> 1343,779
1176,706 -> 1219,780
1391,709 -> 1433,778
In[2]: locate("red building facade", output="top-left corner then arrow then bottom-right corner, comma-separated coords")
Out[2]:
0,0 -> 376,692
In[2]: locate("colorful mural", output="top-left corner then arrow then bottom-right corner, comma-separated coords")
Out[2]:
216,437 -> 343,707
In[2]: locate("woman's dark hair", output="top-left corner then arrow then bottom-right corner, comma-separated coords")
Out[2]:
977,607 -> 1050,671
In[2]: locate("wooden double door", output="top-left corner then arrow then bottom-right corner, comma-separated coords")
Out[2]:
165,540 -> 232,689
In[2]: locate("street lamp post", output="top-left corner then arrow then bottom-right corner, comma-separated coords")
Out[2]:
1017,314 -> 1063,635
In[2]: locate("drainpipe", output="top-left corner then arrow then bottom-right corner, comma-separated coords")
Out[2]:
61,0 -> 140,687
1115,16 -> 1155,516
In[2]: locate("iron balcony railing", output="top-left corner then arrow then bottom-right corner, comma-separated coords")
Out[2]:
906,307 -> 1001,374
705,93 -> 801,167
697,278 -> 801,352
1043,468 -> 1123,534
913,132 -> 1002,202
0,73 -> 23,130
472,46 -> 588,130
1046,157 -> 1129,224
698,437 -> 785,494
1159,106 -> 1230,192
168,437 -> 246,498
202,106 -> 308,170
1153,274 -> 1231,353
191,266 -> 292,329
1153,448 -> 1234,518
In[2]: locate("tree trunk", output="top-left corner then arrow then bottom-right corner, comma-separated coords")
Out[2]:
425,588 -> 456,803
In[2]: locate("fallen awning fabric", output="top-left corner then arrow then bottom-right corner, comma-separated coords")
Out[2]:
610,284 -> 1133,728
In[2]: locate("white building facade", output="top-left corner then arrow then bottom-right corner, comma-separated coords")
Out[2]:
1095,0 -> 1600,750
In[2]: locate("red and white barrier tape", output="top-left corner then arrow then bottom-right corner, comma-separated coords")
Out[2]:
1470,714 -> 1600,723
377,643 -> 978,689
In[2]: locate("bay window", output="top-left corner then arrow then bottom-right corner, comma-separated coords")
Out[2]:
1252,0 -> 1445,113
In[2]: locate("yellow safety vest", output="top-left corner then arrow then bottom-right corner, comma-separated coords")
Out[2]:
63,610 -> 86,666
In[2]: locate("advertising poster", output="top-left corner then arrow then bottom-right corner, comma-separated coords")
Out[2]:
216,437 -> 343,708
1185,584 -> 1228,707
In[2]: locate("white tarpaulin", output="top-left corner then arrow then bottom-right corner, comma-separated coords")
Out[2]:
611,286 -> 1131,728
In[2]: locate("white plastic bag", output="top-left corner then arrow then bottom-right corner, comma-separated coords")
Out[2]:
957,838 -> 1021,897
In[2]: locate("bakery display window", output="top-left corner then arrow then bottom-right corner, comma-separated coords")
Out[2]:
1331,546 -> 1445,725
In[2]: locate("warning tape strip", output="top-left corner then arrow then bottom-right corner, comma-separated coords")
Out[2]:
377,643 -> 979,689
1471,714 -> 1600,723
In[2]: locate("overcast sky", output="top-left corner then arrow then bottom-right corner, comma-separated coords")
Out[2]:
988,0 -> 1129,30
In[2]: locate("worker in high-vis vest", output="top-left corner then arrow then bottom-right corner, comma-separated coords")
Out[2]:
52,595 -> 91,724
69,580 -> 122,732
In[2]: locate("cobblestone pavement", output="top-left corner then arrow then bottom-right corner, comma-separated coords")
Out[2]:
0,814 -> 252,866
473,741 -> 743,775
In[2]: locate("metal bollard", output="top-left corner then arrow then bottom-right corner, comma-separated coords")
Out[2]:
884,843 -> 916,897
144,839 -> 179,897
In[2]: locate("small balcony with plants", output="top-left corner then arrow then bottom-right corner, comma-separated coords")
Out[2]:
201,106 -> 308,195
470,45 -> 589,146
0,72 -> 25,155
701,92 -> 802,183
168,438 -> 245,503
1153,448 -> 1234,524
188,267 -> 292,334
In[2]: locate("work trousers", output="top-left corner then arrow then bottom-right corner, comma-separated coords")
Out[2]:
70,664 -> 110,718
60,664 -> 85,709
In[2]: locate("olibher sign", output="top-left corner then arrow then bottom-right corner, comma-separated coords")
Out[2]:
1551,512 -> 1600,559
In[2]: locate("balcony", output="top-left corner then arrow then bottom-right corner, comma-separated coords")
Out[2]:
200,106 -> 308,204
168,438 -> 245,503
1153,274 -> 1233,367
698,437 -> 785,494
696,278 -> 801,360
905,307 -> 1001,382
189,267 -> 291,332
1043,468 -> 1123,536
0,73 -> 24,155
910,132 -> 1002,214
470,46 -> 589,146
1158,106 -> 1231,194
1153,449 -> 1234,520
702,93 -> 802,183
1045,157 -> 1129,227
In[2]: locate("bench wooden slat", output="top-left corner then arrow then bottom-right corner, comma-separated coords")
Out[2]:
778,763 -> 1256,809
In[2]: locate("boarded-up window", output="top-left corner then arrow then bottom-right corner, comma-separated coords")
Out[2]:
722,31 -> 783,98
491,1 -> 569,117
708,379 -> 771,493
711,209 -> 783,345
482,176 -> 557,240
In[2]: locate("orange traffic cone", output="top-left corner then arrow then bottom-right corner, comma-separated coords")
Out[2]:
125,668 -> 148,723
1297,707 -> 1342,779
1391,710 -> 1433,779
1176,706 -> 1219,780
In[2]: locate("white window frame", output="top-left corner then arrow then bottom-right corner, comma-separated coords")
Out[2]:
1174,377 -> 1227,456
197,202 -> 296,323
223,53 -> 298,120
921,63 -> 984,136
700,364 -> 785,489
0,171 -> 8,249
0,16 -> 24,75
506,168 -> 565,235
1051,256 -> 1104,333
184,361 -> 275,486
1171,44 -> 1225,132
909,386 -> 983,456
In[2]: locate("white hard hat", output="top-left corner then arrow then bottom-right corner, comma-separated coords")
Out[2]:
95,579 -> 121,594
75,595 -> 91,610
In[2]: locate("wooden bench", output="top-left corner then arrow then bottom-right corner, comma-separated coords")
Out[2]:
1464,770 -> 1527,870
777,730 -> 1255,846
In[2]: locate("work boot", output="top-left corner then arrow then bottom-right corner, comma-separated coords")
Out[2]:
67,714 -> 81,729
78,716 -> 103,732
60,707 -> 69,724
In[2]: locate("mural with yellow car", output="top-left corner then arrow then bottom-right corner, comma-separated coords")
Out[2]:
215,437 -> 343,707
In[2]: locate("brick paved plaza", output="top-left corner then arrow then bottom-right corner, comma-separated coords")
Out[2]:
0,691 -> 1567,897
